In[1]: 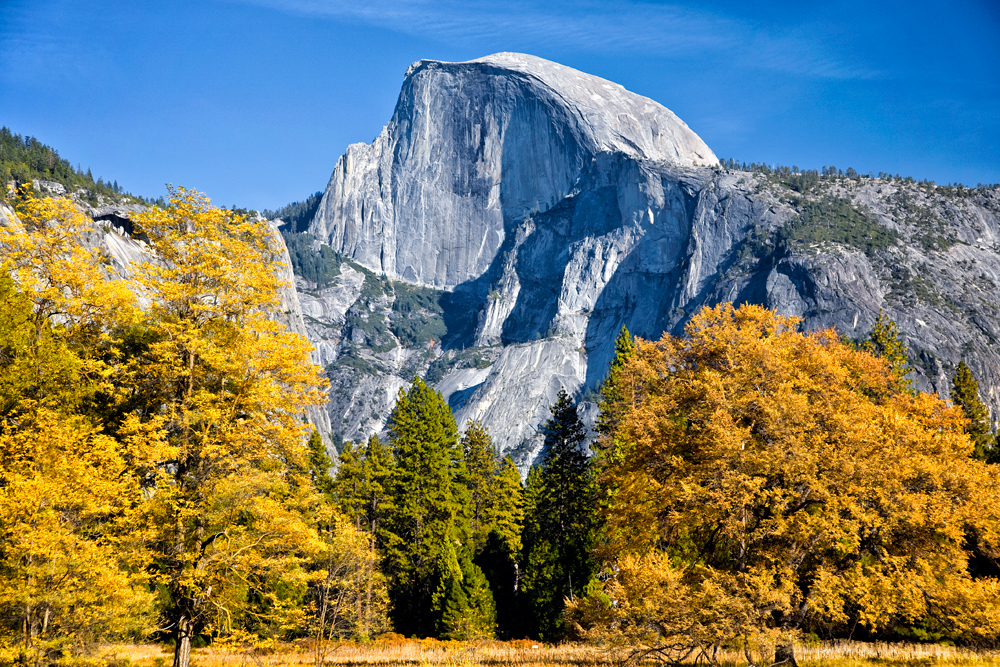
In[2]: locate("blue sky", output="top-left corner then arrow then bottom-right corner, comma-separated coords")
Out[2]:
1,0 -> 998,210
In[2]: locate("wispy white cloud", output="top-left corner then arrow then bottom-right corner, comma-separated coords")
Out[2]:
234,0 -> 879,80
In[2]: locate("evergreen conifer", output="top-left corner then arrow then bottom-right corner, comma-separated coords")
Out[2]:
490,457 -> 525,557
864,310 -> 913,393
475,457 -> 525,639
462,420 -> 499,550
436,550 -> 497,639
332,440 -> 365,528
522,389 -> 597,639
597,326 -> 636,436
361,434 -> 395,544
307,429 -> 335,499
951,361 -> 996,461
383,377 -> 478,637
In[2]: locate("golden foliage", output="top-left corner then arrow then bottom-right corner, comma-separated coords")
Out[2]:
573,303 -> 1000,659
0,188 -> 335,664
121,188 -> 328,664
0,190 -> 151,660
3,188 -> 136,327
0,409 -> 155,657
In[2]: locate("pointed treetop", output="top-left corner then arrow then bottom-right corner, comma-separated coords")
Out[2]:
598,325 -> 638,436
543,388 -> 588,467
863,309 -> 913,393
307,429 -> 335,498
951,360 -> 995,462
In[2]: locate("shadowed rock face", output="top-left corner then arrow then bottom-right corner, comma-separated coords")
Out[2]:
308,53 -> 718,291
300,54 -> 1000,473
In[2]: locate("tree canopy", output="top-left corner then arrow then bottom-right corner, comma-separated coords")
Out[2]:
523,389 -> 597,640
0,188 -> 341,667
571,303 -> 1000,663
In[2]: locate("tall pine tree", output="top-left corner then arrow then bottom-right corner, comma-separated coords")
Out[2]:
475,456 -> 525,639
462,420 -> 500,550
436,549 -> 497,639
490,457 -> 525,558
383,378 -> 486,637
951,361 -> 995,462
360,434 -> 395,546
331,440 -> 365,528
522,389 -> 597,639
596,325 -> 637,437
307,430 -> 335,499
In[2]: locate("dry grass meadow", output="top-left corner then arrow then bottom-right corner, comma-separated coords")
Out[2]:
97,639 -> 1000,667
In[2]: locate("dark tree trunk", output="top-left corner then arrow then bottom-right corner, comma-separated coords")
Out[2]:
774,642 -> 797,667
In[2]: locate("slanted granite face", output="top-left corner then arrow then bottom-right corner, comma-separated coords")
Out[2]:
300,53 -> 1000,473
308,52 -> 718,291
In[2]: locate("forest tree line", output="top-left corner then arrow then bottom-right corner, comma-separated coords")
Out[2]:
1,188 -> 999,667
0,128 -> 156,207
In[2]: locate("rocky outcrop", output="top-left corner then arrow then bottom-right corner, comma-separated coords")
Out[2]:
300,53 -> 1000,473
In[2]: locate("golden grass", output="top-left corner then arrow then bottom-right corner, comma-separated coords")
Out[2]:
98,640 -> 1000,667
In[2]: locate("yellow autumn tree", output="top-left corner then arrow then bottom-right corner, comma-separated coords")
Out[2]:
120,188 -> 328,667
0,191 -> 152,661
308,510 -> 389,666
570,303 -> 1000,665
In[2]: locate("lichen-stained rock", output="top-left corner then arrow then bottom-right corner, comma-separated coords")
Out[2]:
299,53 -> 1000,473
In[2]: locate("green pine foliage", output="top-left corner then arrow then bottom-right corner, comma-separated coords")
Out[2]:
361,434 -> 395,540
476,527 -> 523,640
389,282 -> 447,348
281,232 -> 344,288
490,457 -> 525,558
951,361 -> 996,462
462,420 -> 500,550
307,429 -> 335,499
472,453 -> 525,640
863,310 -> 914,393
596,325 -> 636,437
263,191 -> 323,234
331,440 -> 366,527
383,377 -> 480,637
522,389 -> 598,640
458,421 -> 525,639
0,127 -> 143,205
779,197 -> 898,257
268,193 -> 341,289
436,550 -> 497,640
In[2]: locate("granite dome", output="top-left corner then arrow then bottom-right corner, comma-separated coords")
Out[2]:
308,52 -> 717,290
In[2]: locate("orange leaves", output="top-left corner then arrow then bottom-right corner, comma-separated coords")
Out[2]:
586,302 -> 1000,649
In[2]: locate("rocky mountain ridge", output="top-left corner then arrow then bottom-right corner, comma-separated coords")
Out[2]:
286,54 -> 1000,471
8,54 -> 999,474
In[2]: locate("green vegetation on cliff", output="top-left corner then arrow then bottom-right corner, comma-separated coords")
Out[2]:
0,127 -> 146,206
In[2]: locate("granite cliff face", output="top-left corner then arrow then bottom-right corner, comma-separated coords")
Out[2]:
289,54 -> 1000,471
309,53 -> 717,290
